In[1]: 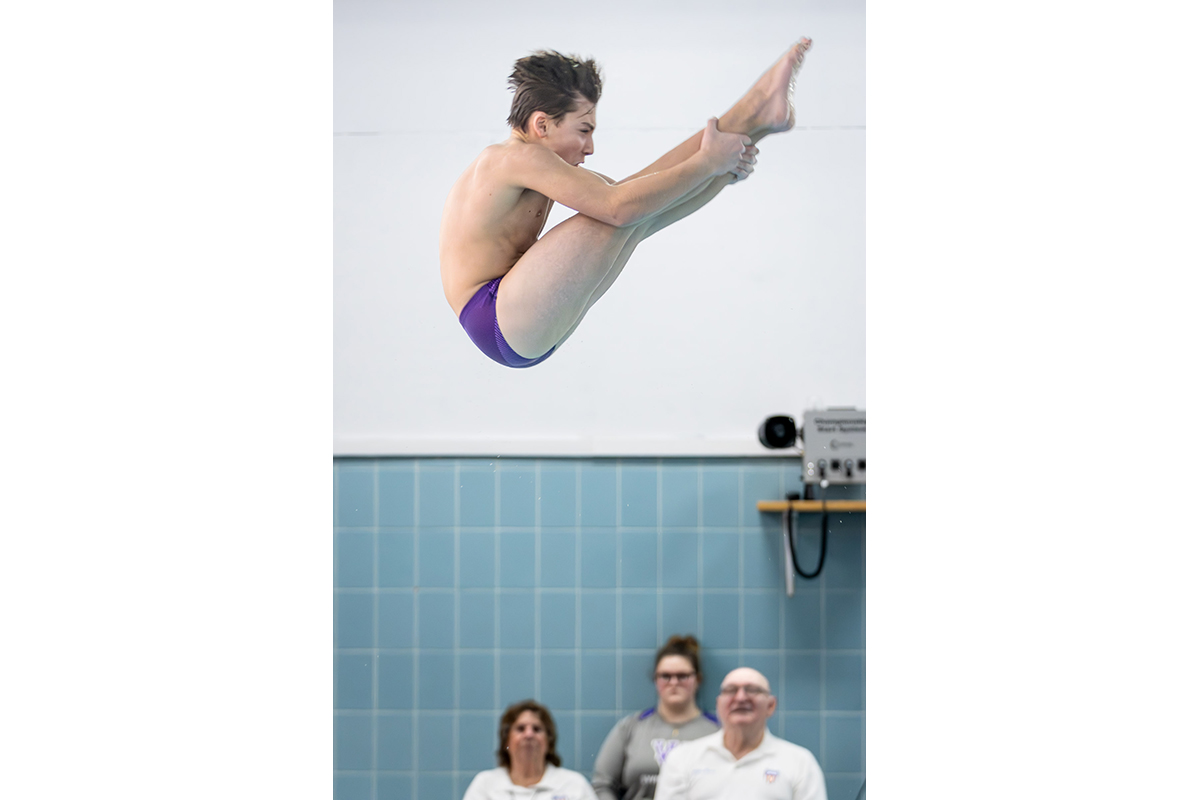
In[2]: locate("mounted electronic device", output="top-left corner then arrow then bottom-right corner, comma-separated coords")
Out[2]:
757,407 -> 865,587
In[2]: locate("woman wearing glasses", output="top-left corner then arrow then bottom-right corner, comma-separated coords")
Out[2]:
591,635 -> 720,800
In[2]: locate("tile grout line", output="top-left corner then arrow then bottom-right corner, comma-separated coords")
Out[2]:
534,461 -> 542,702
722,463 -> 739,710
332,463 -> 340,773
492,462 -> 501,716
695,462 -> 704,660
574,460 -> 583,768
452,460 -> 461,789
411,459 -> 421,800
656,459 -> 663,651
697,460 -> 706,712
773,464 -> 787,740
614,460 -> 622,720
371,460 -> 380,800
819,494 -> 828,770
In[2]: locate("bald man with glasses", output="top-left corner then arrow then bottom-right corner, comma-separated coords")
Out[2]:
655,667 -> 827,800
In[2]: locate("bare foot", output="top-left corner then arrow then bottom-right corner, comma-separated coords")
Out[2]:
730,38 -> 812,139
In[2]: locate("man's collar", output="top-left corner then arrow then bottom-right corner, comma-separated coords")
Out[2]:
712,727 -> 777,760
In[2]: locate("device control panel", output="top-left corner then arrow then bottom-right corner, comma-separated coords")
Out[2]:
802,408 -> 866,485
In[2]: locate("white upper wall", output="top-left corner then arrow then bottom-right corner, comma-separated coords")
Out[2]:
333,0 -> 865,455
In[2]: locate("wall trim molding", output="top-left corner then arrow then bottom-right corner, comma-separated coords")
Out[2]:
332,435 -> 788,458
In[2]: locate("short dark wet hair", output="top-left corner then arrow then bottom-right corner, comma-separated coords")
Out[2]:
507,50 -> 602,131
496,699 -> 561,769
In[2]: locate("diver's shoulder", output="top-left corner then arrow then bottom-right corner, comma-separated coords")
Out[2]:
473,139 -> 544,182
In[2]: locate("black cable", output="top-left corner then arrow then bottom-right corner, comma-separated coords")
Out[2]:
787,485 -> 829,579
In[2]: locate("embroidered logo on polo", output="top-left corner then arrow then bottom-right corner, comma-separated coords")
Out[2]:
764,769 -> 780,784
651,738 -> 681,765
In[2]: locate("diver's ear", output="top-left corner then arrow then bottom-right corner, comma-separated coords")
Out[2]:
529,111 -> 552,139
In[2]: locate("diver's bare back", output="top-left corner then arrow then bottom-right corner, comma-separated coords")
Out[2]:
439,140 -> 556,316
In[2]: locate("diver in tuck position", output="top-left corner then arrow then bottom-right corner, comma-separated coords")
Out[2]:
439,39 -> 812,368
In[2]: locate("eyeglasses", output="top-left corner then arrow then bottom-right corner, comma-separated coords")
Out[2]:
655,671 -> 696,684
718,684 -> 770,697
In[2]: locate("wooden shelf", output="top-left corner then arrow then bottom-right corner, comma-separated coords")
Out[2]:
757,500 -> 866,513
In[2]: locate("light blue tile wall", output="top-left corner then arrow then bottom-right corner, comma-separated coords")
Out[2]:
334,458 -> 866,800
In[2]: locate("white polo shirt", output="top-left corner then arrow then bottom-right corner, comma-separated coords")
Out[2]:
654,729 -> 827,800
462,764 -> 600,800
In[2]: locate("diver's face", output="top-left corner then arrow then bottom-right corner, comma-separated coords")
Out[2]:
543,102 -> 596,166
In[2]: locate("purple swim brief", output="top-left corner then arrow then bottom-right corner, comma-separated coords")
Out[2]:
458,278 -> 555,368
